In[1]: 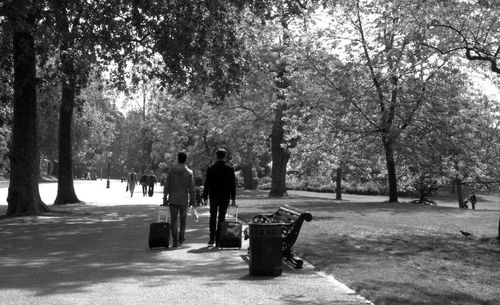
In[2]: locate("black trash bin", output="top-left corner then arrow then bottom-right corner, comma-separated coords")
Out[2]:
248,223 -> 282,276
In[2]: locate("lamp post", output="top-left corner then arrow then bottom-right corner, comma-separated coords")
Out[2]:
106,150 -> 112,189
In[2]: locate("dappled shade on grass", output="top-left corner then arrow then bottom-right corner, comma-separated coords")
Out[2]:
237,190 -> 500,305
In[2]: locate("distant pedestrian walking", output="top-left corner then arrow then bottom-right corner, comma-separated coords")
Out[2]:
140,171 -> 148,197
163,152 -> 196,247
203,148 -> 236,247
147,170 -> 157,197
469,192 -> 477,210
127,169 -> 138,197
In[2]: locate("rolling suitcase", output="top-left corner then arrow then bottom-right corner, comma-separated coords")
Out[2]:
148,205 -> 170,249
219,205 -> 242,249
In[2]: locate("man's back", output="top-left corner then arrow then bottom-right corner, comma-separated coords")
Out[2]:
165,164 -> 195,206
203,161 -> 236,202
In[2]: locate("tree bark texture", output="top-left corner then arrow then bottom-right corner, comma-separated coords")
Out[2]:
497,217 -> 499,241
268,14 -> 293,198
54,72 -> 80,204
455,178 -> 465,208
382,134 -> 398,203
419,174 -> 425,202
497,217 -> 500,241
269,103 -> 289,197
54,4 -> 80,205
6,20 -> 49,216
335,167 -> 342,200
241,162 -> 256,190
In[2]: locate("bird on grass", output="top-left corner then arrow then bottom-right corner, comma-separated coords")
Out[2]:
460,230 -> 473,237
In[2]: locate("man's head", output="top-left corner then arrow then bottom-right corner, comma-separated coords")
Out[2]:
216,148 -> 227,160
178,152 -> 187,164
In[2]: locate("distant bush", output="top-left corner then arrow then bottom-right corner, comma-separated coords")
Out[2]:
256,175 -> 422,196
257,176 -> 272,190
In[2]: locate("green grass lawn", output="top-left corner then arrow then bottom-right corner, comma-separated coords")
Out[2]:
237,190 -> 500,305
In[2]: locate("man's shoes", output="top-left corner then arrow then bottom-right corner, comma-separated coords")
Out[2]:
208,236 -> 215,245
172,241 -> 179,247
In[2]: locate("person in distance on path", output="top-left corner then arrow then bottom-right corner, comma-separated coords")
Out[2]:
147,170 -> 157,197
202,148 -> 236,246
469,191 -> 477,210
140,170 -> 148,197
163,152 -> 196,247
127,168 -> 138,197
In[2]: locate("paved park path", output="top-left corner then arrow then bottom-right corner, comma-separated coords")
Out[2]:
0,180 -> 373,305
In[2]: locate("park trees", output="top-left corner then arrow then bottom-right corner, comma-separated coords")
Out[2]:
0,19 -> 11,176
423,0 -> 500,75
1,0 -> 255,216
229,0 -> 321,197
72,76 -> 122,179
261,1 -> 305,197
110,0 -> 256,175
2,0 -> 50,215
306,0 -> 458,202
46,0 -> 137,204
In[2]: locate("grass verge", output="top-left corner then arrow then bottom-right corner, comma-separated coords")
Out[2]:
236,190 -> 500,305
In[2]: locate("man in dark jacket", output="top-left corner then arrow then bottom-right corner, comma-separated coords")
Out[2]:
203,148 -> 236,246
140,171 -> 148,197
146,170 -> 157,197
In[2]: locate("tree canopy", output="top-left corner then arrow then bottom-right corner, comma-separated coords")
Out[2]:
1,0 -> 499,216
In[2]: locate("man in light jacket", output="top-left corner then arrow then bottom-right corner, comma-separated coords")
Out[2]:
127,168 -> 138,197
163,152 -> 196,247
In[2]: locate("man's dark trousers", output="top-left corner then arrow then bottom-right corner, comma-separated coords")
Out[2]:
209,200 -> 229,242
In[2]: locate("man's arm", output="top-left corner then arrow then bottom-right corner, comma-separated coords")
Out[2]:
163,172 -> 170,205
188,174 -> 196,206
202,167 -> 211,202
230,167 -> 236,203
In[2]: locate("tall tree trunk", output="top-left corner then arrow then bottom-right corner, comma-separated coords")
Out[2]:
456,178 -> 465,208
241,162 -> 255,190
269,103 -> 289,197
335,167 -> 342,200
54,3 -> 80,205
7,13 -> 49,216
419,174 -> 425,202
382,134 -> 398,202
54,72 -> 80,204
269,14 -> 293,198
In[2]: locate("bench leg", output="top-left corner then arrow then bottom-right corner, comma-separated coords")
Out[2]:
283,249 -> 303,269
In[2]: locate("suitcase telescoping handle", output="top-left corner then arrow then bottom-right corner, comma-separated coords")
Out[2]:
158,205 -> 170,223
227,204 -> 238,221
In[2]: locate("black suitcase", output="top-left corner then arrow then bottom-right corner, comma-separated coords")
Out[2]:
148,205 -> 170,249
219,205 -> 242,249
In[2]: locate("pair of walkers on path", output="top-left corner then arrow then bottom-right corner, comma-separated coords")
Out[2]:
140,170 -> 157,197
126,169 -> 157,198
163,148 -> 236,248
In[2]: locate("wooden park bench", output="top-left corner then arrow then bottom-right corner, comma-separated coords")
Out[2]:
245,205 -> 313,269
